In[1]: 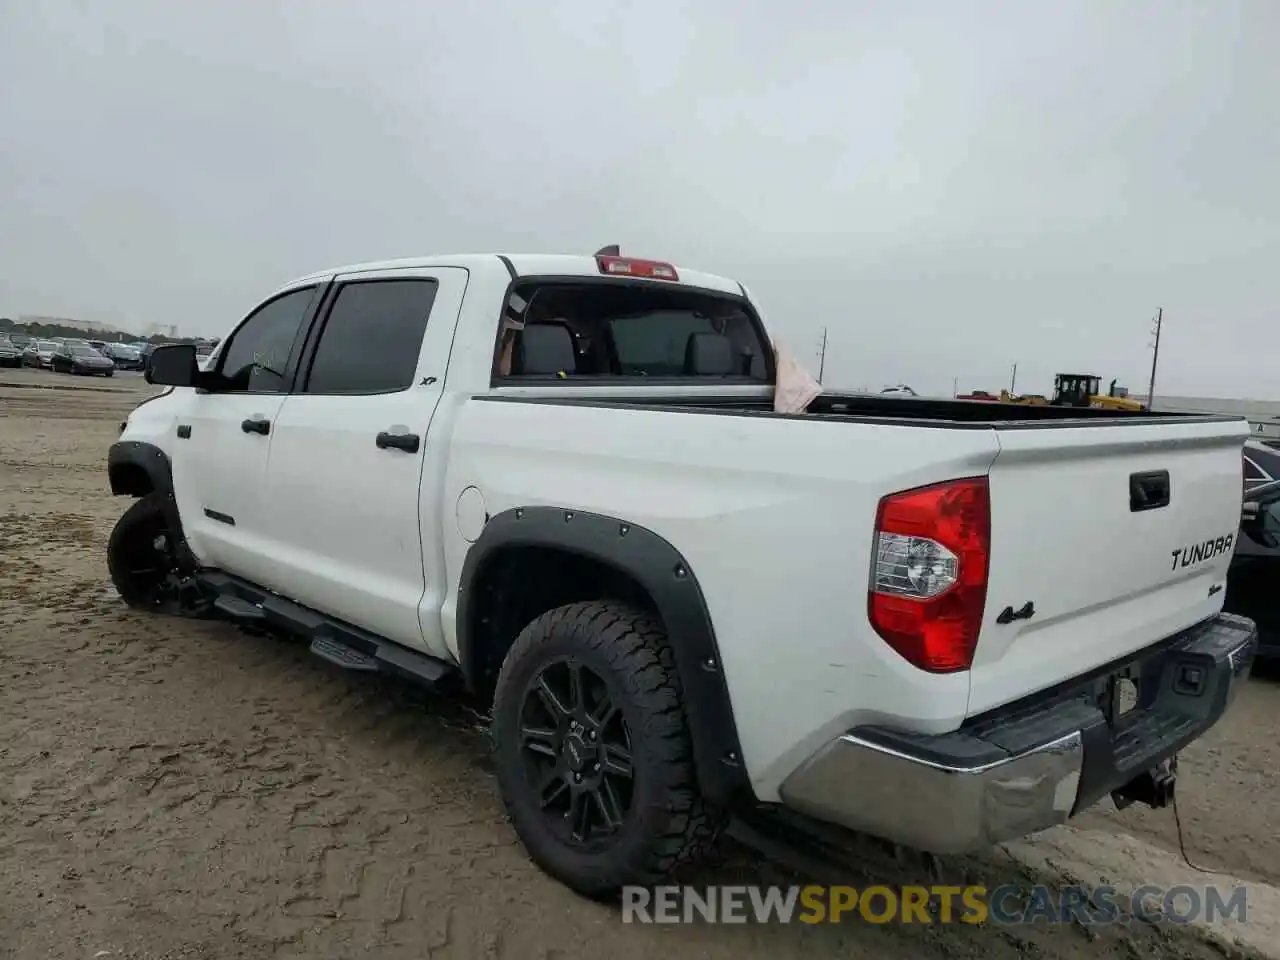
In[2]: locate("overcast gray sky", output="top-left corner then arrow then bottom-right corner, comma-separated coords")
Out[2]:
2,1 -> 1276,398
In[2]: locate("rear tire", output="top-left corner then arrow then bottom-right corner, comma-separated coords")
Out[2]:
491,600 -> 723,898
107,493 -> 197,615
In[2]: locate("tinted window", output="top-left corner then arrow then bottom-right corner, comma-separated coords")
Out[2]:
608,311 -> 765,377
494,283 -> 770,381
218,287 -> 317,392
305,279 -> 438,394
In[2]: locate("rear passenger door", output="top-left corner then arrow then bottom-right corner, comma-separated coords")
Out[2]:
259,267 -> 468,652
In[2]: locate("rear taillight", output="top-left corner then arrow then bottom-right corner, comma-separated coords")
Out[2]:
868,477 -> 990,673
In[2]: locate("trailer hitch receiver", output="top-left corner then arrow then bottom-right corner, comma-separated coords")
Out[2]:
1112,755 -> 1178,811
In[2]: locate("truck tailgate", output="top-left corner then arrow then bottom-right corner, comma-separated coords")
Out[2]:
967,416 -> 1251,717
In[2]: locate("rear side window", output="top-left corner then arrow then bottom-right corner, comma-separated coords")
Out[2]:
305,279 -> 439,394
493,282 -> 770,381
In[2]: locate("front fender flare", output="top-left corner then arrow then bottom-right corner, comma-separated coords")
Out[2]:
107,440 -> 197,568
457,506 -> 750,805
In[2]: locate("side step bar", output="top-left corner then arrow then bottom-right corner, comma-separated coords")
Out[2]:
197,571 -> 456,691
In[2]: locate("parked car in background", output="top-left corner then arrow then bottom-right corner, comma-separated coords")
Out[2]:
1226,477 -> 1280,661
51,341 -> 115,377
101,342 -> 145,370
0,337 -> 23,368
6,333 -> 34,351
23,340 -> 59,368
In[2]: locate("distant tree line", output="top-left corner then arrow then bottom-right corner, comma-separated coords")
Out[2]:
0,317 -> 216,347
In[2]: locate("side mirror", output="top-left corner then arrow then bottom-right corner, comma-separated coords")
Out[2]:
145,344 -> 199,387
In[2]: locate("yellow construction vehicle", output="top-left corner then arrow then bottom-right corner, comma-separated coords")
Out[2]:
998,389 -> 1048,405
1050,373 -> 1145,412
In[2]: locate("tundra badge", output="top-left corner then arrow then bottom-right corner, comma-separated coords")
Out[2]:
1171,533 -> 1234,571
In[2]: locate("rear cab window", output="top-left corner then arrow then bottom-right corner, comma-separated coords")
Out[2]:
491,279 -> 773,384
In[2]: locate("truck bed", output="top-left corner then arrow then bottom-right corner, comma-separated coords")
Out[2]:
452,385 -> 1250,791
478,389 -> 1241,428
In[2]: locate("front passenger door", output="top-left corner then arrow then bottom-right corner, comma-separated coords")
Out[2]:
171,283 -> 326,584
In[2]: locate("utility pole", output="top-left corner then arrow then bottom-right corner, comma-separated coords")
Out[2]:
1010,363 -> 1017,394
1146,308 -> 1163,409
953,377 -> 959,398
816,326 -> 828,384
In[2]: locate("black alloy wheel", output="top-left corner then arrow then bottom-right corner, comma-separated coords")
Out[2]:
491,601 -> 723,898
107,493 -> 199,615
519,657 -> 635,847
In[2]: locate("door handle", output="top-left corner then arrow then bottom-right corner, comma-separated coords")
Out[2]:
1130,470 -> 1170,512
376,431 -> 420,453
241,417 -> 271,435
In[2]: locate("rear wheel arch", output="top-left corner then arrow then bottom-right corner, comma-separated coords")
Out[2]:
457,506 -> 750,805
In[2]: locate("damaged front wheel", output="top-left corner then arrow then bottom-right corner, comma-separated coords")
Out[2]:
107,492 -> 204,616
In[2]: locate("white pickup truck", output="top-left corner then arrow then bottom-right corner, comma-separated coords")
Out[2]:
108,251 -> 1258,897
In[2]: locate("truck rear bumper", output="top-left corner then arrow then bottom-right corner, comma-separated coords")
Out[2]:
778,612 -> 1257,854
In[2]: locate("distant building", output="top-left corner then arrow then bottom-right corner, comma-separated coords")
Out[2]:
144,322 -> 178,339
18,314 -> 120,333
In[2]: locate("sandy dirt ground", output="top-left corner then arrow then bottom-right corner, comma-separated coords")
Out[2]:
2,366 -> 1278,960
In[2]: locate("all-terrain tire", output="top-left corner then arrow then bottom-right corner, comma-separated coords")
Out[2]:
491,600 -> 724,898
107,492 -> 192,615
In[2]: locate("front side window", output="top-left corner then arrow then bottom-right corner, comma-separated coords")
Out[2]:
304,279 -> 439,394
217,286 -> 318,393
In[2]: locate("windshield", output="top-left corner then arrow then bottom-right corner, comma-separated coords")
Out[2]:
113,345 -> 139,357
38,341 -> 58,350
69,344 -> 100,356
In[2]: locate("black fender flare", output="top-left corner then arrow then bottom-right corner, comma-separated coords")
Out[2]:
107,440 -> 198,568
457,506 -> 750,805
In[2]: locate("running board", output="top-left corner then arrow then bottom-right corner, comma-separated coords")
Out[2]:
311,634 -> 378,671
213,594 -> 266,621
196,571 -> 456,691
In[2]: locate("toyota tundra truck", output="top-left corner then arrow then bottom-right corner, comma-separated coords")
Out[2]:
106,252 -> 1258,897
